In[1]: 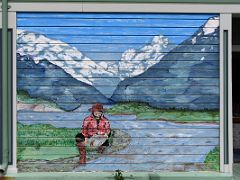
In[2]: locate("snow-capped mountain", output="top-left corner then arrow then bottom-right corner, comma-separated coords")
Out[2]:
17,16 -> 219,110
111,16 -> 220,110
118,35 -> 170,79
202,16 -> 219,35
17,54 -> 111,111
17,29 -> 113,86
17,30 -> 172,97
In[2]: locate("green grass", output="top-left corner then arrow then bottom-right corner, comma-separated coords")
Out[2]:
17,90 -> 59,109
107,102 -> 219,122
204,147 -> 220,171
17,123 -> 80,161
17,123 -> 115,161
18,147 -> 79,161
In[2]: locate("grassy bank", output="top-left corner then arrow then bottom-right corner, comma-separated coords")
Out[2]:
107,102 -> 219,122
17,90 -> 59,109
204,147 -> 220,171
18,90 -> 219,123
17,123 -> 124,162
17,123 -> 79,161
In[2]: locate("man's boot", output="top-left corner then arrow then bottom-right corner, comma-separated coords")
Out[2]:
77,142 -> 86,165
97,145 -> 106,154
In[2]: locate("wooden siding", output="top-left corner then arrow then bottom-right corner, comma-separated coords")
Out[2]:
16,13 -> 220,172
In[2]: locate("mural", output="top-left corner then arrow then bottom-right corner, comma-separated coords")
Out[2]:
17,13 -> 220,172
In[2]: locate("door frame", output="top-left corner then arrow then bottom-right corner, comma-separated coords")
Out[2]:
1,2 -> 235,173
0,11 -> 17,173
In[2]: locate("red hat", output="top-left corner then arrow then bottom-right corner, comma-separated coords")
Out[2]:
89,103 -> 106,112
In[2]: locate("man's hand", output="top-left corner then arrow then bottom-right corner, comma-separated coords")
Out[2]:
84,138 -> 88,144
90,141 -> 94,147
102,133 -> 108,138
97,133 -> 108,138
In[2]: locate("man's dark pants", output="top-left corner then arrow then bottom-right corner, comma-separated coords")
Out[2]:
75,132 -> 111,164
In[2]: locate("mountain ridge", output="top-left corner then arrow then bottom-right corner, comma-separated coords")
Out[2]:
17,29 -> 172,97
111,16 -> 220,110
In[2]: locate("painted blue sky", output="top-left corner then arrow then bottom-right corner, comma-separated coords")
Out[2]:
17,13 -> 218,61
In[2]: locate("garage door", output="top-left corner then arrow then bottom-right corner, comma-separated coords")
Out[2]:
16,13 -> 220,172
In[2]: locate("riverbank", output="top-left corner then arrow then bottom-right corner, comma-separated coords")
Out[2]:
18,90 -> 219,123
17,123 -> 131,172
107,102 -> 219,123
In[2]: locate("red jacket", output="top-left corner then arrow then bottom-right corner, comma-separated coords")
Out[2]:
81,114 -> 111,138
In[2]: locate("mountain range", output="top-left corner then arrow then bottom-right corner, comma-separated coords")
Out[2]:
17,29 -> 172,98
17,16 -> 220,111
111,16 -> 220,110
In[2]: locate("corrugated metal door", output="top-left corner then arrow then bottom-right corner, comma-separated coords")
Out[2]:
16,13 -> 220,172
